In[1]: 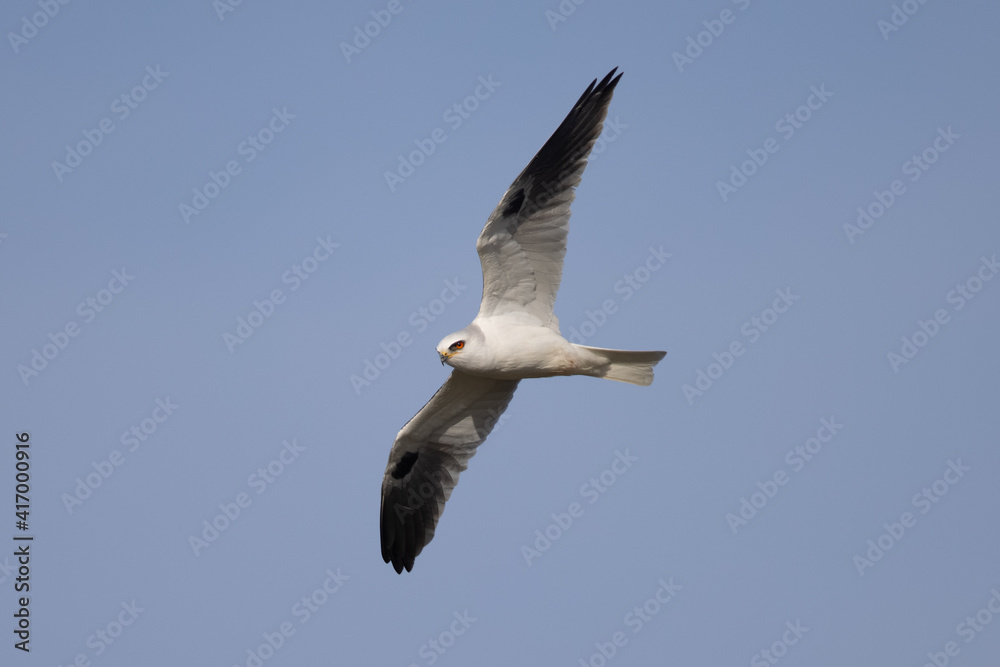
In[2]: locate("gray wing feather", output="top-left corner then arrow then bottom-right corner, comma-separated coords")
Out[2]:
380,371 -> 519,573
476,68 -> 623,329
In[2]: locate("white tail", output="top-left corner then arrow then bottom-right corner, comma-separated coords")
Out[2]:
574,345 -> 666,386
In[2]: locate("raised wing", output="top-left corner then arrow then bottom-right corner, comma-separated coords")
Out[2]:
476,68 -> 623,330
380,371 -> 519,573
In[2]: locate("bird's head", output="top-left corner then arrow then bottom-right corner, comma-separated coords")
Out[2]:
436,323 -> 485,370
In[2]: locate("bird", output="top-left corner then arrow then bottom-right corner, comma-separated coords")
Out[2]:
380,68 -> 665,573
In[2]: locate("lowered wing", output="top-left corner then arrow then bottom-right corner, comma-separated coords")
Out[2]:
380,370 -> 519,573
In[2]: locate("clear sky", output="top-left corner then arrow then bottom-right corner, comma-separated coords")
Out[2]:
2,1 -> 999,665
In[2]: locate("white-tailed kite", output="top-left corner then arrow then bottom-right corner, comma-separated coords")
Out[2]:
380,68 -> 665,573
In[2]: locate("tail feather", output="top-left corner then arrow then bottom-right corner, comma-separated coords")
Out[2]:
574,345 -> 666,386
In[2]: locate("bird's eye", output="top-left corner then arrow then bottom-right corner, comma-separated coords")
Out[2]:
449,341 -> 465,351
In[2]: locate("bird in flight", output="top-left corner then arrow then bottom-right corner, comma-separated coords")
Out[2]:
380,68 -> 665,573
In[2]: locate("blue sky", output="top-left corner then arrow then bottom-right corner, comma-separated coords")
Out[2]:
2,0 -> 999,665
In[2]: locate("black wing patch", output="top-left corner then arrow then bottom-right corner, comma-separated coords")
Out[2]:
501,188 -> 525,217
391,451 -> 419,479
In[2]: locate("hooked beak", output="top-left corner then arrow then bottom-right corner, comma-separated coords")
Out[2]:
439,352 -> 451,365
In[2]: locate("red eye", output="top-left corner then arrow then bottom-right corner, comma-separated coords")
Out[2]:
450,341 -> 465,351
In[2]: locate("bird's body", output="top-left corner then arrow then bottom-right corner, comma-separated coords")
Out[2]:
441,319 -> 579,379
441,318 -> 662,383
380,68 -> 666,573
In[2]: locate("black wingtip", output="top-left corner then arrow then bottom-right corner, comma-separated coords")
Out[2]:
576,67 -> 622,109
602,68 -> 624,96
383,535 -> 416,574
381,526 -> 413,574
596,67 -> 623,93
600,67 -> 622,89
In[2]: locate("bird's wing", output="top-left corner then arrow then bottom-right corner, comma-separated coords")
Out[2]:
476,68 -> 623,330
380,370 -> 519,573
